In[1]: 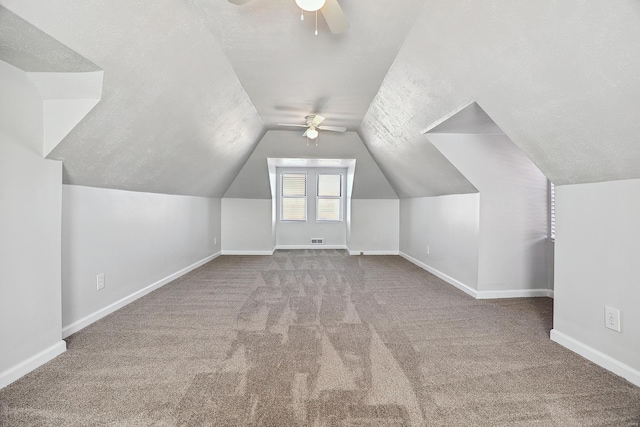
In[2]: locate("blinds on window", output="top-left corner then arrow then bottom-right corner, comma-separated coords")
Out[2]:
317,174 -> 342,221
317,174 -> 342,197
281,173 -> 307,221
317,198 -> 340,221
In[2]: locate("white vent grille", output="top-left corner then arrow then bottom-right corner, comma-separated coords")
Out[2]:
311,238 -> 324,244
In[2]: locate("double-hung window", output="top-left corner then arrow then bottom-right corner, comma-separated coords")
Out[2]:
316,174 -> 343,222
280,173 -> 307,221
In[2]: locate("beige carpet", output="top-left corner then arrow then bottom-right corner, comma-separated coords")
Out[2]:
1,250 -> 639,426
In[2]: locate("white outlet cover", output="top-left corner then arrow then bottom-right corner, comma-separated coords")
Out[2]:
604,306 -> 621,332
97,273 -> 105,291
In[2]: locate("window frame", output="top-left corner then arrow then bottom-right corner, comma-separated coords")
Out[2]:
316,173 -> 344,223
280,171 -> 308,222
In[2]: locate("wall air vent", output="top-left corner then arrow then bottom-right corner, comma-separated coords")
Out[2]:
311,238 -> 324,244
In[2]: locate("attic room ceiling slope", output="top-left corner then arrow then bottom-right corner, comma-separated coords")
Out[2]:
360,0 -> 640,196
224,131 -> 397,199
0,1 -> 264,197
0,7 -> 99,73
191,0 -> 426,130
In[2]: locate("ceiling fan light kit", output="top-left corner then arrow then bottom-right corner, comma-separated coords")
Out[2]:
295,0 -> 326,12
306,128 -> 319,139
278,114 -> 347,145
295,0 -> 326,35
229,0 -> 349,35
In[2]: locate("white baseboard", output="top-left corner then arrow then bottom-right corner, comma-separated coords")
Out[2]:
276,245 -> 348,250
399,252 -> 554,300
550,329 -> 640,388
347,249 -> 400,256
0,340 -> 66,390
399,252 -> 477,298
62,252 -> 221,338
222,249 -> 275,255
476,288 -> 555,299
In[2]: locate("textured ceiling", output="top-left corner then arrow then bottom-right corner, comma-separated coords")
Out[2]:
191,0 -> 426,130
361,0 -> 640,196
1,1 -> 639,198
427,103 -> 504,135
0,1 -> 264,197
225,131 -> 397,199
0,7 -> 99,73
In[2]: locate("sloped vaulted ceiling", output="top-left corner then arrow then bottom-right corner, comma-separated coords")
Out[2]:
0,6 -> 99,73
361,0 -> 640,198
0,0 -> 264,197
2,1 -> 639,199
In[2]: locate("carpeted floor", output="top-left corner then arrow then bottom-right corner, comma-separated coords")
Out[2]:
1,250 -> 639,426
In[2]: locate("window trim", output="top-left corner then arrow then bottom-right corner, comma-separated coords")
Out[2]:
316,173 -> 344,223
280,171 -> 307,222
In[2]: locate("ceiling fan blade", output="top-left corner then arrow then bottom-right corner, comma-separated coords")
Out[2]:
311,115 -> 325,126
302,129 -> 309,137
318,125 -> 347,132
277,123 -> 309,128
228,0 -> 253,4
321,0 -> 350,34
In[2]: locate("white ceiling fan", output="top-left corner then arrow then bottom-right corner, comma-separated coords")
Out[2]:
278,115 -> 347,140
228,0 -> 350,35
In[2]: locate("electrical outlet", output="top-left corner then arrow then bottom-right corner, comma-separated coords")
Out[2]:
426,245 -> 430,256
97,273 -> 105,291
214,236 -> 217,245
605,306 -> 621,332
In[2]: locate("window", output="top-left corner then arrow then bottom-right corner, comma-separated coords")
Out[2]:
316,174 -> 343,222
281,173 -> 307,221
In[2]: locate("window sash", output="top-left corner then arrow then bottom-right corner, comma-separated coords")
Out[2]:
316,174 -> 343,222
281,173 -> 307,221
317,174 -> 342,197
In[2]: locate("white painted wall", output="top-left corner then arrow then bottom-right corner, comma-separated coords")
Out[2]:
62,185 -> 221,335
348,199 -> 399,254
221,197 -> 401,254
428,133 -> 549,295
0,60 -> 66,389
399,195 -> 480,293
221,198 -> 274,254
552,179 -> 640,386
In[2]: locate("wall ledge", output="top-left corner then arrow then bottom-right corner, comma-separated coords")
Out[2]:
0,340 -> 66,390
551,329 -> 640,388
62,252 -> 221,338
